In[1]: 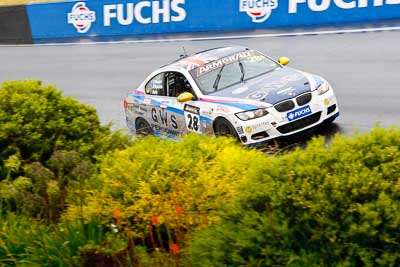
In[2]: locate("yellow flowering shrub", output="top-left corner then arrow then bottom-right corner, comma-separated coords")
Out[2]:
63,134 -> 267,243
190,127 -> 400,266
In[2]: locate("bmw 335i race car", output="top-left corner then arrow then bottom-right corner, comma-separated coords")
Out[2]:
124,46 -> 339,146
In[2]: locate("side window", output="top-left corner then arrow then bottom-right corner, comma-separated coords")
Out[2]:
166,72 -> 195,98
145,73 -> 165,96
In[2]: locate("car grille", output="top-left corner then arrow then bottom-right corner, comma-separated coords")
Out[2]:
277,112 -> 322,134
296,93 -> 312,106
274,92 -> 312,113
275,100 -> 295,112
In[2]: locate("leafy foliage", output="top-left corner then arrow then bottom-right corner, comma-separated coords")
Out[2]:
63,134 -> 265,256
1,81 -> 400,266
0,80 -> 127,168
0,212 -> 122,267
0,81 -> 129,222
189,128 -> 400,266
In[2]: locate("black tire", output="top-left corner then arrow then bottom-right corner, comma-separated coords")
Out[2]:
214,118 -> 238,138
135,118 -> 152,136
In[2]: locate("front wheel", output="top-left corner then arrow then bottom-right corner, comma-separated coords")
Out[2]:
136,118 -> 152,136
214,118 -> 238,138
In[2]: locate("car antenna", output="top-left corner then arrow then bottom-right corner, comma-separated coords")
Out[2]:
180,46 -> 188,58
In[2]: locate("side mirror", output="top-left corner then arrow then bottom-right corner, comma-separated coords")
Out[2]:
177,92 -> 194,103
279,57 -> 290,66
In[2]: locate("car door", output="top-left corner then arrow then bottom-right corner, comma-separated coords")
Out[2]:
164,71 -> 206,136
143,72 -> 181,138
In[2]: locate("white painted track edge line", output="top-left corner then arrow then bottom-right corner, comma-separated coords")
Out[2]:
2,26 -> 400,47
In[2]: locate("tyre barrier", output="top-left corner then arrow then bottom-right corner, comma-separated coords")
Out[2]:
1,0 -> 400,44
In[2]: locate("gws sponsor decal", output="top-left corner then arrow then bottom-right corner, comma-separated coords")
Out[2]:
104,0 -> 186,26
240,0 -> 278,23
67,2 -> 96,33
287,105 -> 312,121
151,108 -> 178,129
289,0 -> 400,13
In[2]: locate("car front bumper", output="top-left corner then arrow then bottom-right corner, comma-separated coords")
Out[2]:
229,89 -> 339,145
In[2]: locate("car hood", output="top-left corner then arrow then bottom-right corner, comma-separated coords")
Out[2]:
208,67 -> 322,105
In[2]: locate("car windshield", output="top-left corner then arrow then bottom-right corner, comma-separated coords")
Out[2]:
190,50 -> 280,95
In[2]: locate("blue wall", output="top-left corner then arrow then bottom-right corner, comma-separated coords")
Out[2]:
26,0 -> 400,41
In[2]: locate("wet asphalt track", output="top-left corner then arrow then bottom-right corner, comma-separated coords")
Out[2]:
1,30 -> 399,142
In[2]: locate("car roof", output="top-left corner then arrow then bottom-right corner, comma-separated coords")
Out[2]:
165,46 -> 250,71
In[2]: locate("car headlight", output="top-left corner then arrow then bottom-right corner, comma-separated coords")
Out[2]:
235,109 -> 268,121
317,82 -> 331,95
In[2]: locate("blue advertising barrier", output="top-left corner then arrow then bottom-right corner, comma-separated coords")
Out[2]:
26,0 -> 400,41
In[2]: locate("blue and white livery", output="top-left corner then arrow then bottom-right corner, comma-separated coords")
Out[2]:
124,46 -> 339,146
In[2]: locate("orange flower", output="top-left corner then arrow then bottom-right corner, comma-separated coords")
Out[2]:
176,206 -> 184,217
151,215 -> 158,225
113,209 -> 122,219
170,243 -> 179,255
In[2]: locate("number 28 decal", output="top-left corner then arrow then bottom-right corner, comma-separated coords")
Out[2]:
186,113 -> 200,132
184,104 -> 201,133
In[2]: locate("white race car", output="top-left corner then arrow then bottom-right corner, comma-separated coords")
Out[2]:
124,46 -> 339,146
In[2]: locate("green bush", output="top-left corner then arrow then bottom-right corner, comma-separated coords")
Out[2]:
189,127 -> 400,266
0,212 -> 122,267
0,80 -> 129,220
1,80 -> 400,266
0,80 -> 128,176
63,134 -> 265,259
2,127 -> 400,266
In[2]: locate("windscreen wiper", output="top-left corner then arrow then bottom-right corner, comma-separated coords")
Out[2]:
213,64 -> 225,91
239,59 -> 245,82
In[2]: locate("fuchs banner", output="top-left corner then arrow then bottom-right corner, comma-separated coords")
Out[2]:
26,0 -> 400,41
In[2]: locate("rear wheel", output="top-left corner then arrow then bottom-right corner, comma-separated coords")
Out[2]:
214,118 -> 238,138
136,118 -> 152,136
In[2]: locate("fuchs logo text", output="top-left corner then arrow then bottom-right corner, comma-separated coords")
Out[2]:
287,105 -> 311,121
289,0 -> 400,13
67,2 -> 96,33
240,0 -> 278,23
104,0 -> 186,26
